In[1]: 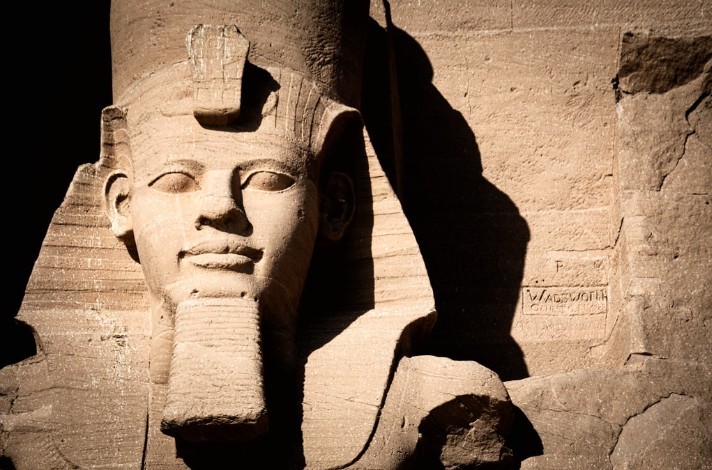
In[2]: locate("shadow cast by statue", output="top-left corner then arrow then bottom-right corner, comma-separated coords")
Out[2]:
362,20 -> 531,382
362,15 -> 542,466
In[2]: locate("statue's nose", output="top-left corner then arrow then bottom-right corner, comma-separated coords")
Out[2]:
194,170 -> 252,234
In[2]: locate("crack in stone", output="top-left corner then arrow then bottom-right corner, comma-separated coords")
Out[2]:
658,129 -> 693,191
684,90 -> 710,123
611,216 -> 624,249
51,435 -> 81,469
533,406 -> 617,427
140,408 -> 149,470
659,90 -> 709,191
509,0 -> 514,31
607,392 -> 685,464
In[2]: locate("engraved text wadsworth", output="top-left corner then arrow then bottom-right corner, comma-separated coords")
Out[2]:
522,287 -> 608,315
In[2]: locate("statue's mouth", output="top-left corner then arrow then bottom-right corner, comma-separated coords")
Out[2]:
180,240 -> 263,271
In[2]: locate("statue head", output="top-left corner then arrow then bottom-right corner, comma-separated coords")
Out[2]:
101,24 -> 362,442
103,27 -> 358,320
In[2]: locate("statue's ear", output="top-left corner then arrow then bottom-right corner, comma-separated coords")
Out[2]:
313,101 -> 362,242
319,170 -> 355,241
100,106 -> 137,258
104,171 -> 133,241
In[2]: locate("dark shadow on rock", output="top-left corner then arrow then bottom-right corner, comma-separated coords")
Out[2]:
292,124 -> 376,466
0,456 -> 16,470
506,406 -> 544,465
362,20 -> 530,381
409,395 -> 516,469
0,319 -> 37,368
175,437 -> 300,470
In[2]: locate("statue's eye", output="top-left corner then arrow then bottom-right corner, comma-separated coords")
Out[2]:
241,171 -> 295,192
149,172 -> 198,193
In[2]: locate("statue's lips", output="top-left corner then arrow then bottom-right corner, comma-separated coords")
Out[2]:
180,240 -> 263,271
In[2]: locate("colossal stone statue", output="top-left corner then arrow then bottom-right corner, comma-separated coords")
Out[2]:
1,1 -> 513,468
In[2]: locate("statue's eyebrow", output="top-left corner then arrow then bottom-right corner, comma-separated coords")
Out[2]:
239,157 -> 314,179
157,159 -> 206,175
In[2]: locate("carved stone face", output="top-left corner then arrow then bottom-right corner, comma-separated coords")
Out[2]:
126,112 -> 320,317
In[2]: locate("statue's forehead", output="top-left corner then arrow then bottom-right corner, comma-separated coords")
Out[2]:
126,112 -> 315,179
129,112 -> 305,156
110,59 -> 351,184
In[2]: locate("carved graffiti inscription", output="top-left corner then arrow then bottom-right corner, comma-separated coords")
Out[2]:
522,287 -> 608,315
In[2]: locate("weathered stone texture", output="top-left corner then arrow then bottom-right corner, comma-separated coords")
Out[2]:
373,0 -> 711,33
372,0 -> 711,383
366,2 -> 711,468
371,0 -> 512,32
612,35 -> 711,366
511,0 -> 711,32
503,30 -> 710,468
508,358 -> 712,469
2,164 -> 150,467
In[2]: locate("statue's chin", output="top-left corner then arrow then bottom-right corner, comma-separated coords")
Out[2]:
160,273 -> 267,309
158,274 -> 298,325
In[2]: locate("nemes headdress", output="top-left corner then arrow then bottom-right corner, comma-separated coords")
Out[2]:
106,22 -> 361,163
16,1 -> 435,467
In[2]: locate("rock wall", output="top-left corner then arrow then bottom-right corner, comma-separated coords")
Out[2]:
367,0 -> 710,380
362,1 -> 710,467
